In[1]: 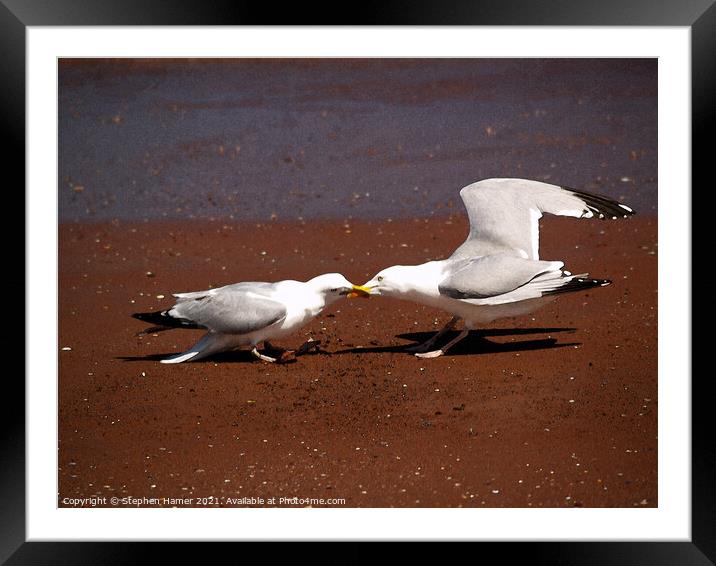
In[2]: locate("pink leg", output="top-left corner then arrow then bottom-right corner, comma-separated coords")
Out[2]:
414,329 -> 469,359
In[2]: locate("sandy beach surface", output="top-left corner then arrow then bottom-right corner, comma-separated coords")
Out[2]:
58,214 -> 657,508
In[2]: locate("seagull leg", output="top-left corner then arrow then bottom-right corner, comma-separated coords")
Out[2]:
294,338 -> 321,356
251,346 -> 278,363
260,341 -> 299,363
277,350 -> 297,363
406,316 -> 461,353
415,329 -> 469,359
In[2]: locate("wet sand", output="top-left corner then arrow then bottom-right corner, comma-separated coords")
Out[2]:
58,215 -> 657,508
59,58 -> 657,222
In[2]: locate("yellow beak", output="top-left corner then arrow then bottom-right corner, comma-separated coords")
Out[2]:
346,284 -> 372,299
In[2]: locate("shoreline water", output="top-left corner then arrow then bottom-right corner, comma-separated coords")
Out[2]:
59,58 -> 657,223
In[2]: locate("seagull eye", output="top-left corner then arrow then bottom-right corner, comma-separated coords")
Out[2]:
377,276 -> 384,282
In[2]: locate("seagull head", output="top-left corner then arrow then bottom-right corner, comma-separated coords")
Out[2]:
307,273 -> 371,303
361,265 -> 415,297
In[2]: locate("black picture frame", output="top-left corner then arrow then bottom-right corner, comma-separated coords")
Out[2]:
6,0 -> 709,563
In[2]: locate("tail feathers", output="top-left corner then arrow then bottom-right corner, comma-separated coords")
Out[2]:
132,309 -> 201,336
160,332 -> 239,364
160,350 -> 202,364
541,274 -> 611,296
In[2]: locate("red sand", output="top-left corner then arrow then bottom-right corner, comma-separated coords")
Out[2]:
59,215 -> 657,507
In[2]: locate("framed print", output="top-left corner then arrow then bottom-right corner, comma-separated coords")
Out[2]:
7,0 -> 710,563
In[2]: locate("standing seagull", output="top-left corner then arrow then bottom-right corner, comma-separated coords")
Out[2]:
360,178 -> 634,358
132,273 -> 369,363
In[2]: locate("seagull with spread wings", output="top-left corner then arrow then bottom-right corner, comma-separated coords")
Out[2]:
360,178 -> 634,358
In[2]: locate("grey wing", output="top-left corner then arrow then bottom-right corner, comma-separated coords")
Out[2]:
169,282 -> 286,334
438,254 -> 564,299
450,178 -> 634,261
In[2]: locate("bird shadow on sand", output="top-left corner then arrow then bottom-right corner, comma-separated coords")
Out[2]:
333,327 -> 580,356
116,348 -> 321,364
118,328 -> 578,363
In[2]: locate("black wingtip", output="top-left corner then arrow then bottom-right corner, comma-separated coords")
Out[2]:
543,277 -> 612,296
132,309 -> 201,330
564,186 -> 636,219
132,310 -> 165,324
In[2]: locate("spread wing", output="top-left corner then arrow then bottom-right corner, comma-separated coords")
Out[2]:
438,254 -> 564,299
450,178 -> 634,261
169,282 -> 286,334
